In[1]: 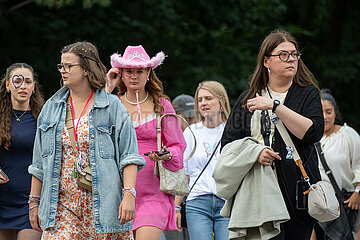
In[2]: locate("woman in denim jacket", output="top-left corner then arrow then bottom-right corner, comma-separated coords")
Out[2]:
28,42 -> 145,239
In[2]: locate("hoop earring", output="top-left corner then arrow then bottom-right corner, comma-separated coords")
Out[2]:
147,78 -> 149,82
267,68 -> 271,73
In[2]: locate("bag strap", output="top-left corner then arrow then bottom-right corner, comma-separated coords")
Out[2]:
314,142 -> 344,201
156,113 -> 196,161
274,118 -> 311,194
66,97 -> 78,154
188,141 -> 220,194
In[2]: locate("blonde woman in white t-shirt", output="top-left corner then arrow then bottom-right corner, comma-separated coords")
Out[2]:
174,81 -> 231,240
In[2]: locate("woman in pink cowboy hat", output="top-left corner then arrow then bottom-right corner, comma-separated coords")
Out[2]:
106,45 -> 186,240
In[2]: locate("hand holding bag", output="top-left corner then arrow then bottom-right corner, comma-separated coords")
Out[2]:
274,119 -> 339,222
154,113 -> 196,196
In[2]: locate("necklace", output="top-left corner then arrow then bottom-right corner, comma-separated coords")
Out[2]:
12,110 -> 27,121
124,92 -> 149,105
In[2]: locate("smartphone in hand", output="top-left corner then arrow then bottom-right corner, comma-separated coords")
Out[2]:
0,168 -> 9,181
144,151 -> 170,156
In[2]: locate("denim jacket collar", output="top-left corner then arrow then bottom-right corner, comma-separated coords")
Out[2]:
52,86 -> 110,109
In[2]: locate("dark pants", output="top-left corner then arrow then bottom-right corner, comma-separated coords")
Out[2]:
270,219 -> 314,240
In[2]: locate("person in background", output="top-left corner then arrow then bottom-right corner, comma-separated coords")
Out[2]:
162,94 -> 195,240
172,94 -> 196,131
175,81 -> 231,240
106,45 -> 186,240
28,41 -> 145,239
311,89 -> 360,240
220,29 -> 324,239
0,63 -> 44,240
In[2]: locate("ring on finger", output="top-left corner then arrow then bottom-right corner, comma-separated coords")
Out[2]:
268,159 -> 271,163
249,102 -> 253,106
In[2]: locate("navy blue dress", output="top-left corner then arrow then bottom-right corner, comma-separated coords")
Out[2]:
0,110 -> 36,229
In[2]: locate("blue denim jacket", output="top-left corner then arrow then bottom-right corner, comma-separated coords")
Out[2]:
28,87 -> 145,233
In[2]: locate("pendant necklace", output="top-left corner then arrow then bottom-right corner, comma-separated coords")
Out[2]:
12,110 -> 27,122
124,91 -> 149,105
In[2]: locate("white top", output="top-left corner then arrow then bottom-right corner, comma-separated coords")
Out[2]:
319,124 -> 360,191
132,113 -> 156,128
183,121 -> 225,201
251,87 -> 287,145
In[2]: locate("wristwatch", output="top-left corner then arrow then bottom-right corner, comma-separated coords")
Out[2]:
355,186 -> 360,194
272,99 -> 281,113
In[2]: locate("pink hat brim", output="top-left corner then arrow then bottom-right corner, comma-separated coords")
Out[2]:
111,52 -> 165,69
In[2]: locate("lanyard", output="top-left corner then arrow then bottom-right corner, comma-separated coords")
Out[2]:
70,90 -> 94,152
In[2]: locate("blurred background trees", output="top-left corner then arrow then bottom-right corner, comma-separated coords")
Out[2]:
1,0 -> 359,131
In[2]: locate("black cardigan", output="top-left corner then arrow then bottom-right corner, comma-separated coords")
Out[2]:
221,83 -> 324,224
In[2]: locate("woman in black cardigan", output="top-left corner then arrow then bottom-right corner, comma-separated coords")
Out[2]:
221,29 -> 324,240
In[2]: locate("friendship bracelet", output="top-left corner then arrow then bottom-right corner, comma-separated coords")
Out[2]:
28,195 -> 41,203
175,205 -> 181,213
122,187 -> 136,198
164,152 -> 172,161
29,205 -> 39,210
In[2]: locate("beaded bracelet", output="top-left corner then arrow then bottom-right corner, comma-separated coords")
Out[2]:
28,195 -> 41,203
29,205 -> 39,210
164,152 -> 172,161
122,187 -> 136,198
175,205 -> 181,213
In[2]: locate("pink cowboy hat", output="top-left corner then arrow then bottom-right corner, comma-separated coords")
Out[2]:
110,45 -> 165,69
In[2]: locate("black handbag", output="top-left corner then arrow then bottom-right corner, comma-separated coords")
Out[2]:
180,141 -> 220,229
341,189 -> 359,231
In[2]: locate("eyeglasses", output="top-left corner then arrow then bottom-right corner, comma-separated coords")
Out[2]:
57,63 -> 80,73
267,50 -> 301,62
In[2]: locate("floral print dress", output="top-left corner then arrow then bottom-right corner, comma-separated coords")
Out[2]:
41,113 -> 133,240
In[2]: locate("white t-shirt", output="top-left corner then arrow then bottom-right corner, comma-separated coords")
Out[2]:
319,124 -> 360,191
183,121 -> 224,201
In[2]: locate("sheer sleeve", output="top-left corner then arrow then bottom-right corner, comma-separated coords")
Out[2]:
160,98 -> 187,171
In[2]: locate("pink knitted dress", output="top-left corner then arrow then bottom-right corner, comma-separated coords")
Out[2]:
132,98 -> 186,231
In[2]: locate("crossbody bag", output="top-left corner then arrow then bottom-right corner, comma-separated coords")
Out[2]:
274,118 -> 339,222
66,97 -> 92,191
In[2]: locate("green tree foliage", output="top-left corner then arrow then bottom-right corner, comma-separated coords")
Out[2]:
0,0 -> 359,131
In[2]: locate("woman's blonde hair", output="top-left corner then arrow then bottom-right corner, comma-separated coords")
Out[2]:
194,81 -> 231,123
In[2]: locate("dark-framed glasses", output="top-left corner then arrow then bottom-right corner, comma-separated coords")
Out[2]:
267,50 -> 301,62
57,63 -> 80,73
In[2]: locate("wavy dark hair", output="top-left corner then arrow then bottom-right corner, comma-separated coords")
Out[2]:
117,68 -> 170,114
0,63 -> 45,150
242,29 -> 319,106
60,41 -> 107,90
321,89 -> 343,125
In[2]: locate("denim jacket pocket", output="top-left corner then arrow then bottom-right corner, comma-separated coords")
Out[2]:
39,121 -> 57,157
96,125 -> 115,159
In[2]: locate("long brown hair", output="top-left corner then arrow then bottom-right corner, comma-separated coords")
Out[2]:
61,41 -> 107,90
0,63 -> 45,150
242,29 -> 318,106
194,81 -> 231,123
117,68 -> 169,114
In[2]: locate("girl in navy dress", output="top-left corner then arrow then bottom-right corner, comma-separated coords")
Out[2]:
0,63 -> 44,240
